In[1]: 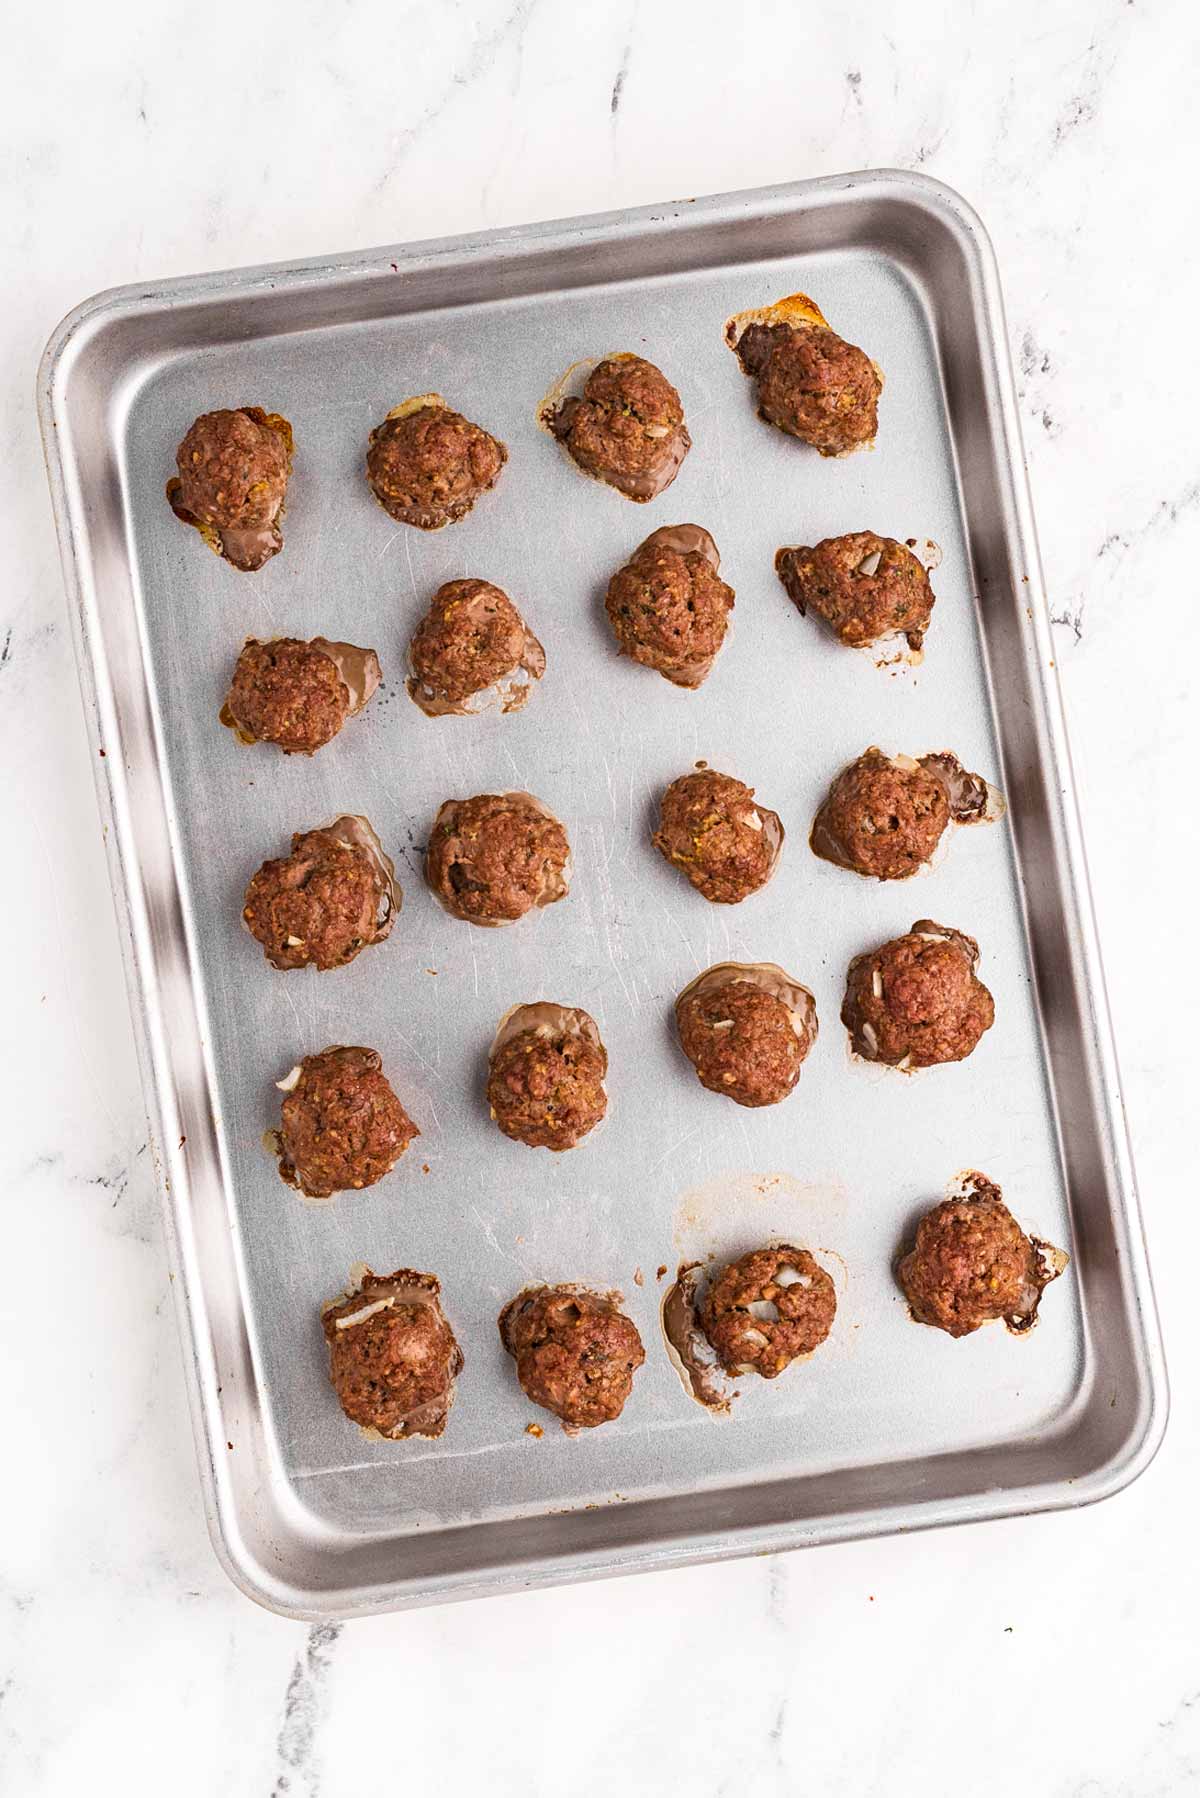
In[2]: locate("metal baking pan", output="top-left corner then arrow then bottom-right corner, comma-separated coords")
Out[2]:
39,170 -> 1167,1618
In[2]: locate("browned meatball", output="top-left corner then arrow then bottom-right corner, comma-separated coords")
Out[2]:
499,1285 -> 645,1431
813,748 -> 1002,880
776,532 -> 936,653
898,1175 -> 1067,1337
425,792 -> 570,927
653,769 -> 783,903
843,921 -> 995,1069
243,817 -> 398,971
365,396 -> 506,530
407,579 -> 545,717
700,1246 -> 837,1376
222,637 -> 381,755
169,406 -> 293,570
322,1266 -> 463,1438
487,1003 -> 608,1150
272,1045 -> 418,1199
605,525 -> 734,688
732,322 -> 880,455
676,962 -> 818,1108
543,354 -> 690,501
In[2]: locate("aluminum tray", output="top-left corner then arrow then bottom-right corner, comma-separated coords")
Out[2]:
39,171 -> 1166,1618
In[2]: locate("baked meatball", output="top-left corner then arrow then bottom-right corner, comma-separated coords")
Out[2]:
700,1246 -> 837,1376
543,354 -> 690,501
843,921 -> 994,1069
653,769 -> 783,903
487,1003 -> 608,1150
407,578 -> 545,717
322,1266 -> 463,1438
222,636 -> 381,755
812,748 -> 1003,880
725,294 -> 881,455
243,817 -> 398,971
499,1285 -> 645,1431
898,1175 -> 1067,1337
169,406 -> 293,571
605,525 -> 734,688
776,532 -> 936,653
425,792 -> 570,927
365,395 -> 506,530
272,1045 -> 418,1199
676,962 -> 818,1107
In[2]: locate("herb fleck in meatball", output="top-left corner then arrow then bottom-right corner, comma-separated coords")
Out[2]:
222,637 -> 381,755
776,532 -> 936,653
676,962 -> 817,1108
407,578 -> 545,716
726,295 -> 881,455
843,921 -> 994,1069
543,354 -> 690,500
654,769 -> 783,903
322,1266 -> 463,1438
169,406 -> 293,570
605,525 -> 734,687
425,792 -> 570,927
499,1285 -> 645,1431
365,395 -> 506,530
812,748 -> 1002,880
487,1003 -> 608,1150
898,1175 -> 1067,1337
272,1045 -> 418,1199
700,1246 -> 837,1376
243,817 -> 398,971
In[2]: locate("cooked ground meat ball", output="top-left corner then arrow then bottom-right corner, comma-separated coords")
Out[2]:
544,354 -> 690,501
676,962 -> 818,1107
725,294 -> 881,455
842,921 -> 995,1068
426,792 -> 570,927
499,1285 -> 645,1430
365,396 -> 506,530
274,1045 -> 418,1199
812,748 -> 1001,879
407,578 -> 545,716
169,407 -> 292,571
776,532 -> 935,652
653,769 -> 783,903
222,636 -> 381,755
700,1246 -> 837,1376
898,1175 -> 1067,1337
243,817 -> 398,971
322,1266 -> 463,1438
605,525 -> 734,688
487,1003 -> 608,1150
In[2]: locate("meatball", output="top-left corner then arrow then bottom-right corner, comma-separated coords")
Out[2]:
222,636 -> 381,755
700,1246 -> 837,1377
365,395 -> 506,530
169,406 -> 293,571
725,294 -> 881,455
487,1003 -> 608,1150
898,1175 -> 1067,1337
425,792 -> 570,927
272,1045 -> 418,1199
243,817 -> 398,971
407,578 -> 545,717
842,921 -> 994,1069
543,354 -> 690,501
812,748 -> 1002,880
676,962 -> 817,1108
498,1285 -> 645,1431
605,525 -> 734,688
653,769 -> 783,903
775,532 -> 936,653
322,1266 -> 463,1439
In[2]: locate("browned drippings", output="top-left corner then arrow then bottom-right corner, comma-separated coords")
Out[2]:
661,1263 -> 731,1412
675,961 -> 818,1055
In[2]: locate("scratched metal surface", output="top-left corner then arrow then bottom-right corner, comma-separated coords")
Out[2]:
41,174 -> 1165,1615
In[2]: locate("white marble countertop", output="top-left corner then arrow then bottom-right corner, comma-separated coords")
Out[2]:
3,2 -> 1198,1792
